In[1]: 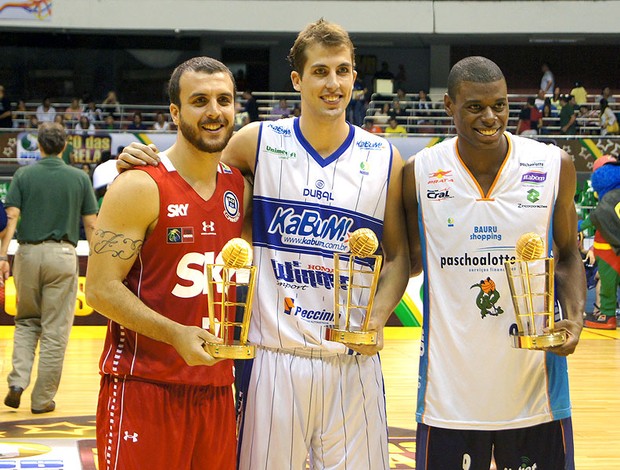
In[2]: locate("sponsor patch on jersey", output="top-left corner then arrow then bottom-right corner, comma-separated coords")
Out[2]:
517,188 -> 549,209
281,296 -> 335,324
426,188 -> 453,201
303,179 -> 335,201
521,170 -> 547,185
223,190 -> 240,222
201,220 -> 217,235
427,168 -> 454,184
265,144 -> 296,160
470,276 -> 505,319
356,140 -> 385,151
266,123 -> 292,136
167,226 -> 194,244
469,225 -> 503,242
167,203 -> 189,218
359,161 -> 370,176
218,162 -> 233,174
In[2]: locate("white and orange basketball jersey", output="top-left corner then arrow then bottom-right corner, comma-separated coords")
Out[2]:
415,132 -> 570,430
250,117 -> 393,353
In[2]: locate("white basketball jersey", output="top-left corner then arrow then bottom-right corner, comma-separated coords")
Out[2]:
251,117 -> 393,353
415,132 -> 571,430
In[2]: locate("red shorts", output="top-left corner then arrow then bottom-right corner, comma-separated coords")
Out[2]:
97,375 -> 236,470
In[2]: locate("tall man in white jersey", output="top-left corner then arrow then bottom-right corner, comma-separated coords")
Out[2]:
119,18 -> 409,470
403,56 -> 585,469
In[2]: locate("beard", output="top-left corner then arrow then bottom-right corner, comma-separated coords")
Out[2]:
179,116 -> 234,153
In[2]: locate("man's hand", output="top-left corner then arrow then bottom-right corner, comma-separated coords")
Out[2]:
172,325 -> 225,367
116,142 -> 160,172
542,318 -> 582,356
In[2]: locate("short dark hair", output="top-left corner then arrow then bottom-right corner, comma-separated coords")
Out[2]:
37,122 -> 66,155
288,18 -> 355,75
168,56 -> 236,107
447,56 -> 504,100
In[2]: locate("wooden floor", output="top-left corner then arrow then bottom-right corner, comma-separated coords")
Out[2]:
1,325 -> 619,469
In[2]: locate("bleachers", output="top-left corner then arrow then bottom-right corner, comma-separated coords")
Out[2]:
7,90 -> 620,135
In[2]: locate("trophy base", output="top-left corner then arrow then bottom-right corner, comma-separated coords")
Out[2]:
510,331 -> 567,350
325,327 -> 377,345
204,342 -> 255,359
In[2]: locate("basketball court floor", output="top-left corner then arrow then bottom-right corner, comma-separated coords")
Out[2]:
1,324 -> 619,469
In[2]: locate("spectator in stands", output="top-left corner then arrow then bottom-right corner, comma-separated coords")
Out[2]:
570,81 -> 588,105
559,94 -> 577,134
395,88 -> 411,111
292,104 -> 301,117
242,90 -> 259,122
384,116 -> 407,136
127,112 -> 147,132
540,98 -> 557,135
13,100 -> 27,129
75,115 -> 96,136
101,90 -> 121,118
540,62 -> 555,95
270,98 -> 291,119
599,98 -> 619,136
576,105 -> 597,135
27,115 -> 39,129
390,98 -> 408,119
82,100 -> 103,124
596,86 -> 615,105
534,89 -> 546,110
152,111 -> 170,131
414,89 -> 434,133
64,97 -> 82,125
102,113 -> 118,131
53,114 -> 67,129
516,97 -> 541,137
373,102 -> 391,126
0,85 -> 12,129
36,97 -> 56,123
362,116 -> 383,134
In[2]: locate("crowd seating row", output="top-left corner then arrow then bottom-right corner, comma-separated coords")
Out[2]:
8,90 -> 619,135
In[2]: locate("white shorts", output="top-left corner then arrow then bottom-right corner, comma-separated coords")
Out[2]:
237,347 -> 389,470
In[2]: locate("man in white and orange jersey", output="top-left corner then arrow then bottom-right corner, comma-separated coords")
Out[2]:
403,56 -> 585,470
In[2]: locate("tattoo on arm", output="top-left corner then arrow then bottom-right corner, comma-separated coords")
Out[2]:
92,229 -> 143,260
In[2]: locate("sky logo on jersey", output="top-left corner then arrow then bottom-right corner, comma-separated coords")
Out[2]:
521,171 -> 547,185
167,227 -> 194,244
427,168 -> 454,184
266,123 -> 292,136
223,190 -> 240,222
167,203 -> 189,217
266,145 -> 296,159
356,140 -> 384,150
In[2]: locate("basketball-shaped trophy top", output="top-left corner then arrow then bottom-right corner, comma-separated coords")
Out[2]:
348,228 -> 379,257
221,238 -> 252,268
515,233 -> 545,261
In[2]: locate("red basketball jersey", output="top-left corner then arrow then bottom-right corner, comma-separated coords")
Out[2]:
99,157 -> 245,386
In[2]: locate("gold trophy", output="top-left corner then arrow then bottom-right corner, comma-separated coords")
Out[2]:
504,232 -> 567,349
204,238 -> 257,358
325,228 -> 383,345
